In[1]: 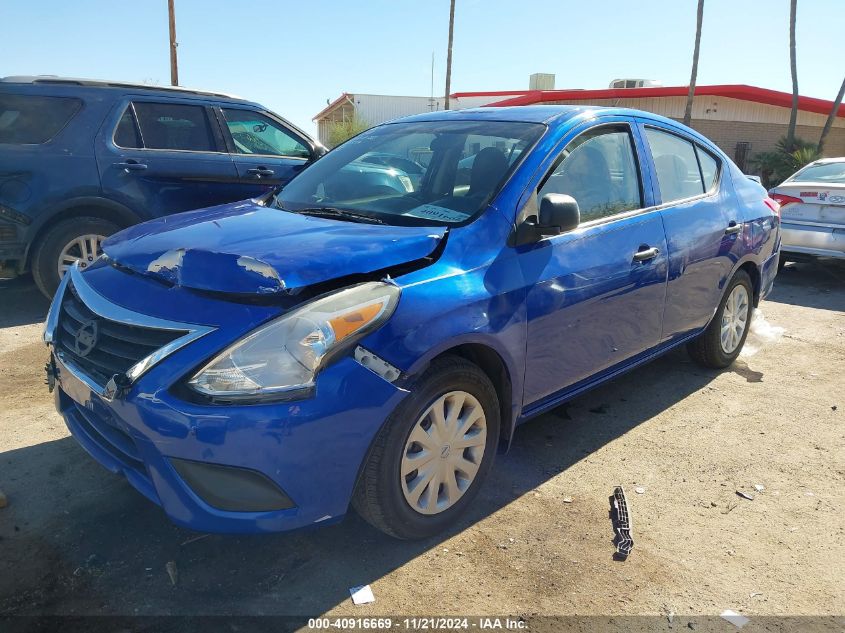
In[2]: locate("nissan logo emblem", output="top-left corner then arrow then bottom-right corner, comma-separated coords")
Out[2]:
74,320 -> 99,357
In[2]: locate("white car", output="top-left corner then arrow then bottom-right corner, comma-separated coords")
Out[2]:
770,158 -> 845,265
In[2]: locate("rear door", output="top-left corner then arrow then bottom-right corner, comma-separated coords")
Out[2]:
95,97 -> 240,219
216,106 -> 315,199
639,122 -> 740,342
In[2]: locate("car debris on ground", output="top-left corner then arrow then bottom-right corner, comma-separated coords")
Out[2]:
349,584 -> 375,605
720,609 -> 750,629
609,486 -> 633,560
165,561 -> 178,586
736,491 -> 755,501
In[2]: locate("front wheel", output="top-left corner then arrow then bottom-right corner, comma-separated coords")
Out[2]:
352,356 -> 500,539
687,270 -> 753,368
32,216 -> 120,298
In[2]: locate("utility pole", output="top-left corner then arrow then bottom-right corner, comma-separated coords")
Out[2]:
444,0 -> 455,110
168,0 -> 179,86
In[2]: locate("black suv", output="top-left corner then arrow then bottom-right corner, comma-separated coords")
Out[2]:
0,76 -> 325,296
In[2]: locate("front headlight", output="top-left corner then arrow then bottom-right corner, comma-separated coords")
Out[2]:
187,282 -> 400,401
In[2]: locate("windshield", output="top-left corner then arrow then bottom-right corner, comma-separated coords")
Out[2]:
789,162 -> 845,184
274,120 -> 545,226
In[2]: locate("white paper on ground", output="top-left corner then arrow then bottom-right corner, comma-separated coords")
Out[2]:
349,584 -> 375,605
720,609 -> 750,629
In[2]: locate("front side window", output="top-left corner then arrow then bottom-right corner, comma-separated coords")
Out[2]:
538,125 -> 643,222
222,109 -> 311,158
646,128 -> 706,203
274,120 -> 544,226
0,94 -> 82,144
132,102 -> 216,152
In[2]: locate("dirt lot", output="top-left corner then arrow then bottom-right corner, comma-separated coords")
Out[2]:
0,260 -> 843,627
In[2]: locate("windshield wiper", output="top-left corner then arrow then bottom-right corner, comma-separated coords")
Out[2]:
292,207 -> 385,225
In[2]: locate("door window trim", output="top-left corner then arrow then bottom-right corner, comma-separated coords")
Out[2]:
110,99 -> 229,155
641,123 -> 723,208
217,106 -> 313,161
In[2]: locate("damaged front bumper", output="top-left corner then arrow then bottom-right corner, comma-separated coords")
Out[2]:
44,267 -> 409,534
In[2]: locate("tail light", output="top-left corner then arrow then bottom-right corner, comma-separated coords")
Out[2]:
763,196 -> 780,217
769,193 -> 803,207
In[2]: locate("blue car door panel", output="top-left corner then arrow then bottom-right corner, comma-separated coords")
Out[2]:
521,212 -> 668,405
95,98 -> 241,219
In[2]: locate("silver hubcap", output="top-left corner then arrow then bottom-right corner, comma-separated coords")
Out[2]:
401,391 -> 487,515
720,284 -> 749,354
58,234 -> 106,277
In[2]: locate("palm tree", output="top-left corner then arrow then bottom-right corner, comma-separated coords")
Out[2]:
683,0 -> 705,127
444,0 -> 456,111
818,75 -> 845,155
785,0 -> 799,151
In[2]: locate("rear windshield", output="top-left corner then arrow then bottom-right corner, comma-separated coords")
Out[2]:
0,94 -> 82,144
789,162 -> 845,184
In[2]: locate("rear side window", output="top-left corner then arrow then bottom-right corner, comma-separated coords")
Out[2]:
645,128 -> 705,203
132,102 -> 216,152
0,94 -> 82,144
696,147 -> 719,191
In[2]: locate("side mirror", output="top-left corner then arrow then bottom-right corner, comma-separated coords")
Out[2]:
311,145 -> 328,160
539,193 -> 580,233
513,193 -> 580,246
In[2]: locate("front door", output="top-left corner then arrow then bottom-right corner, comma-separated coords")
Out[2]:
520,122 -> 669,406
218,107 -> 313,199
95,99 -> 240,219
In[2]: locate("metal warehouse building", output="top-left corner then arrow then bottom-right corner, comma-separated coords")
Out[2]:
314,83 -> 845,170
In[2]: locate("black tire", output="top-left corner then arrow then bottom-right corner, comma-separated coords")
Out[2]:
352,356 -> 500,539
32,216 -> 120,298
687,270 -> 754,368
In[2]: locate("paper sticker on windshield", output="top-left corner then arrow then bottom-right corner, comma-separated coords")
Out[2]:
404,204 -> 469,223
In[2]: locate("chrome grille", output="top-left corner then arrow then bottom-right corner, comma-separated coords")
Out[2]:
56,281 -> 187,386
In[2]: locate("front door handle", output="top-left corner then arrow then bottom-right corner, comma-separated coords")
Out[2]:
725,221 -> 742,235
633,246 -> 660,262
114,161 -> 148,171
246,167 -> 275,178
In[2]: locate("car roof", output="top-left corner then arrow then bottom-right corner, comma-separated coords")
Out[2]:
0,75 -> 259,105
393,104 -> 697,129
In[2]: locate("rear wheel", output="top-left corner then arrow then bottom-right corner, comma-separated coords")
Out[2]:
352,356 -> 500,539
32,217 -> 119,297
687,270 -> 753,368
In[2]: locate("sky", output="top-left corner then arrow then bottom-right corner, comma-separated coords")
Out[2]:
2,0 -> 844,136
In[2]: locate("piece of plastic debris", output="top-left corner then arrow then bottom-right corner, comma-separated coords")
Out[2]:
609,486 -> 634,560
563,496 -> 573,504
165,561 -> 178,586
754,484 -> 765,492
0,489 -> 7,509
720,609 -> 750,629
736,490 -> 754,501
634,486 -> 646,494
349,584 -> 375,605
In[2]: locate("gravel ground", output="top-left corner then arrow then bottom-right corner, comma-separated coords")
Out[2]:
0,259 -> 843,627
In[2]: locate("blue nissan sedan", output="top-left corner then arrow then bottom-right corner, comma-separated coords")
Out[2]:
44,106 -> 781,538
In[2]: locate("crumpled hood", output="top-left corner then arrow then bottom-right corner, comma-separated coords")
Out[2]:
102,200 -> 446,295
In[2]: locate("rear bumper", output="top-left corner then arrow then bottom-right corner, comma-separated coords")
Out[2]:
781,222 -> 845,259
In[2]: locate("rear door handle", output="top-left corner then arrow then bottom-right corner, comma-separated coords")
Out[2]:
633,246 -> 660,262
246,167 -> 275,178
114,161 -> 148,171
725,221 -> 742,235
